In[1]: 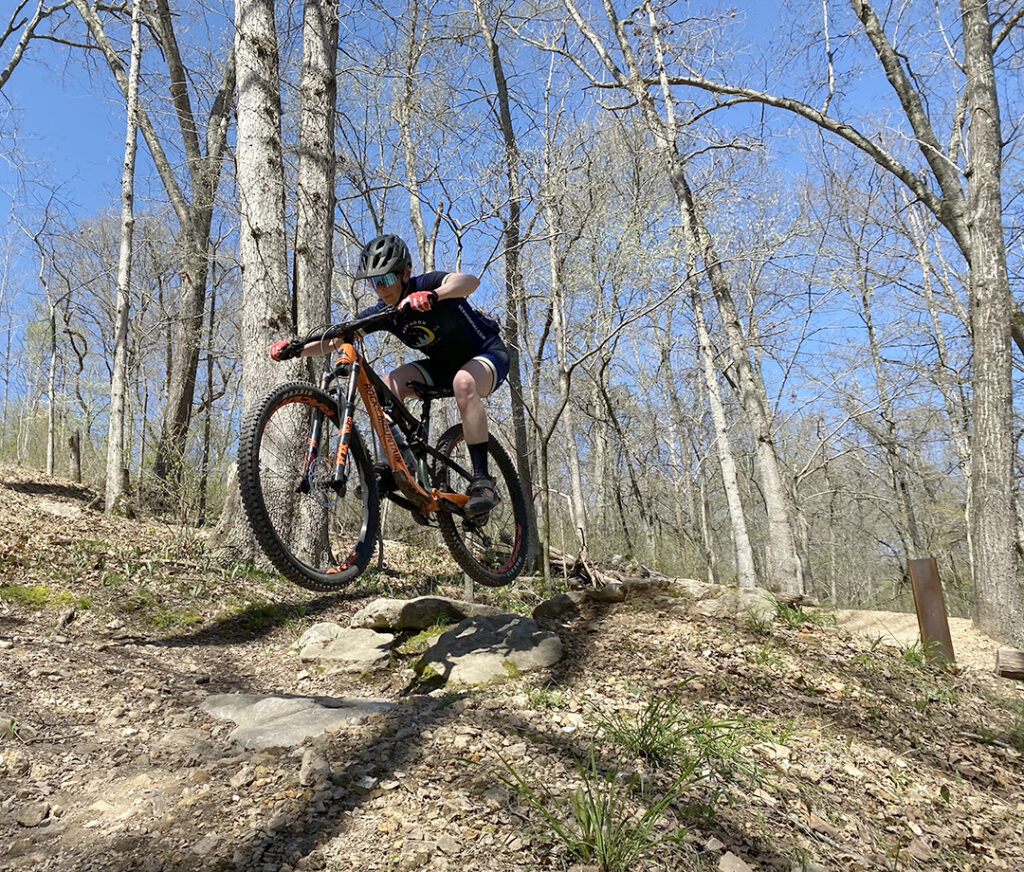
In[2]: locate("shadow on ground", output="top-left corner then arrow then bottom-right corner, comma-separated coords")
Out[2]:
1,480 -> 96,502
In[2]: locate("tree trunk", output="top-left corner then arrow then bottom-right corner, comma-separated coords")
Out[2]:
68,430 -> 81,484
961,0 -> 1023,646
470,0 -> 540,565
295,0 -> 337,341
46,304 -> 56,476
291,0 -> 338,561
691,285 -> 757,589
106,0 -> 142,512
855,257 -> 923,556
396,0 -> 432,270
221,0 -> 296,556
675,170 -> 802,594
152,219 -> 213,482
197,279 -> 216,526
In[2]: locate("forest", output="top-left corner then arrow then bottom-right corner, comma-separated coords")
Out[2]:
1,0 -> 1023,646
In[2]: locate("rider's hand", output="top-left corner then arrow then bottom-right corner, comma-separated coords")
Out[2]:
270,338 -> 304,361
399,290 -> 438,313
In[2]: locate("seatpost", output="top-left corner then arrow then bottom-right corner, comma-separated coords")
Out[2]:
415,397 -> 433,487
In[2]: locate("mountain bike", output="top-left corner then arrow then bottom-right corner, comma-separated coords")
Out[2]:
237,306 -> 529,592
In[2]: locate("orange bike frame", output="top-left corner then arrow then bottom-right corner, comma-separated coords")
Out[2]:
333,342 -> 469,514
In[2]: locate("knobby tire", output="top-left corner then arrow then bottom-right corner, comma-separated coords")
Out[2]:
238,382 -> 380,591
434,425 -> 528,586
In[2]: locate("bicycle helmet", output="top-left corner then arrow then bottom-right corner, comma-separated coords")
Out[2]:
355,234 -> 412,279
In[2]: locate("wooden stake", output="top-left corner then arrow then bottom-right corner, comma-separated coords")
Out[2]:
907,557 -> 955,664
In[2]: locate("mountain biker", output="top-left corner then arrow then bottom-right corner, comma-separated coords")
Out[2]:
269,233 -> 508,518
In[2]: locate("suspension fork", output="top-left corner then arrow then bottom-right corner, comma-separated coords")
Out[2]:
328,351 -> 361,493
296,406 -> 325,495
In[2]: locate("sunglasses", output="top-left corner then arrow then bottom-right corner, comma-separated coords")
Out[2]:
370,272 -> 398,288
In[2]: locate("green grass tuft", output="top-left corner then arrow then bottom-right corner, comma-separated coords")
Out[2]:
498,748 -> 693,872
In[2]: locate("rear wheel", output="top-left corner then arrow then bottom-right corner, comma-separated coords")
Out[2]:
238,382 -> 379,591
434,425 -> 527,586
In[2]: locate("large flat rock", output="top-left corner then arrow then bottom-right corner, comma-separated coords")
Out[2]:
417,614 -> 562,686
201,693 -> 395,750
296,623 -> 395,673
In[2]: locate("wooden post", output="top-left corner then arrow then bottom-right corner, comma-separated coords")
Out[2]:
907,557 -> 955,664
68,430 -> 82,483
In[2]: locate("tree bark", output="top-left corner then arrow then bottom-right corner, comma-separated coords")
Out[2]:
690,285 -> 757,589
960,0 -> 1023,646
105,0 -> 141,512
222,0 -> 297,556
470,0 -> 540,564
295,0 -> 337,342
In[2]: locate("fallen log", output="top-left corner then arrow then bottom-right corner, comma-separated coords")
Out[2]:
995,647 -> 1024,680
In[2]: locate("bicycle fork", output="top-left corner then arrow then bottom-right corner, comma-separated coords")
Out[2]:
295,355 -> 360,497
326,350 -> 361,496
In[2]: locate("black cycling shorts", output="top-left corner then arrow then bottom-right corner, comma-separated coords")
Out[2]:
407,342 -> 510,397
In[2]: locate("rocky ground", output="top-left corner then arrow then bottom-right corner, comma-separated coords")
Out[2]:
1,466 -> 1023,872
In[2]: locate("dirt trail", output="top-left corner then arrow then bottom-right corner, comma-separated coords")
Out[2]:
1,466 -> 1023,872
835,609 -> 999,671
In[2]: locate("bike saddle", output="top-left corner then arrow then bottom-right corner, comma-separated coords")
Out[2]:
407,380 -> 454,400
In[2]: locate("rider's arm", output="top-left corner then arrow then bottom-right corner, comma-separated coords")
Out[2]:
296,336 -> 344,358
436,272 -> 479,301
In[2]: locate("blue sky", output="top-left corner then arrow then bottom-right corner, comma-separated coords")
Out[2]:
0,1 -> 793,222
2,57 -> 124,214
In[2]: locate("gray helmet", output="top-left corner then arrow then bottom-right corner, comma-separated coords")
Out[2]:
355,234 -> 412,279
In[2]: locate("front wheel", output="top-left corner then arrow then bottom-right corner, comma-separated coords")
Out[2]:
434,425 -> 528,586
238,382 -> 380,591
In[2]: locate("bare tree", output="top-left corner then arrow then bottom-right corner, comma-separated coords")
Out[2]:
105,0 -> 141,512
689,281 -> 758,589
470,0 -> 540,562
69,0 -> 236,485
672,0 -> 1024,644
0,1 -> 72,93
548,0 -> 805,593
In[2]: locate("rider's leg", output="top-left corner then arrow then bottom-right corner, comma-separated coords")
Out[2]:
453,360 -> 497,516
383,363 -> 429,402
452,359 -> 495,445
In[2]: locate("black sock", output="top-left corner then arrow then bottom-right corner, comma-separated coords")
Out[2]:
467,441 -> 489,479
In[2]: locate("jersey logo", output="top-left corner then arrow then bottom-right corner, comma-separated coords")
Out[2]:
405,325 -> 436,348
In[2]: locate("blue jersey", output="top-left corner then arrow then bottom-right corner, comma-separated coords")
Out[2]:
358,272 -> 503,365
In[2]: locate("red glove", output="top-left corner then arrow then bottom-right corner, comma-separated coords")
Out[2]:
270,339 -> 304,361
399,290 -> 437,312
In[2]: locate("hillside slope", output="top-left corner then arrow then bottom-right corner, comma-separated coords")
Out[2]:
1,466 -> 1022,872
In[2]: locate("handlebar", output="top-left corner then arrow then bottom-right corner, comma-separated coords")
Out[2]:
307,305 -> 400,347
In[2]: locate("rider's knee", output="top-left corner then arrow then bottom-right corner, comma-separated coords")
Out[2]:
452,370 -> 478,405
385,370 -> 405,399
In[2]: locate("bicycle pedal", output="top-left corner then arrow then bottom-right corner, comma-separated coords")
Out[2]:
462,514 -> 490,531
